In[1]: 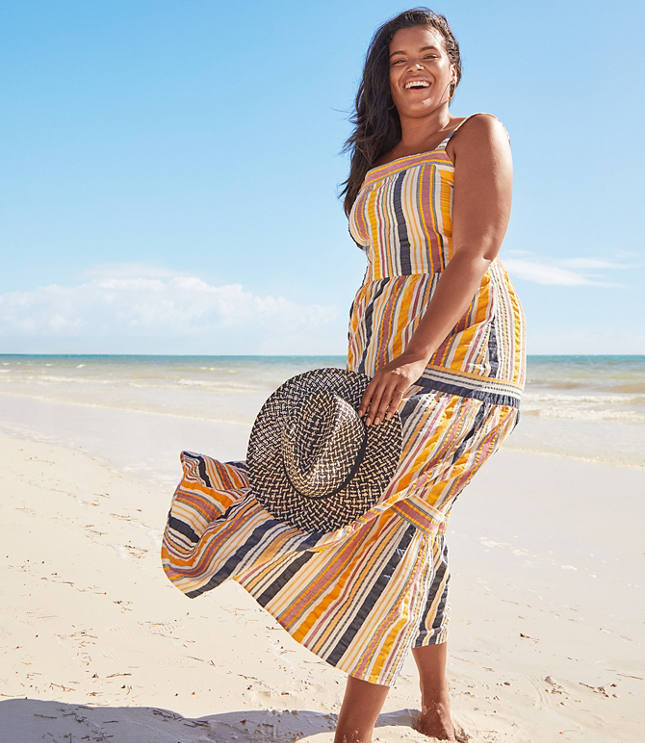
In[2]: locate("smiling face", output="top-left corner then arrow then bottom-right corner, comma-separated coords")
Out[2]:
388,25 -> 455,117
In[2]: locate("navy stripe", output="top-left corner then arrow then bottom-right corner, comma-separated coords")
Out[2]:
185,519 -> 281,598
185,516 -> 323,599
256,551 -> 316,606
196,456 -> 212,487
429,540 -> 449,634
357,279 -> 388,374
182,452 -> 214,488
326,524 -> 416,665
416,377 -> 521,408
167,514 -> 199,544
414,538 -> 450,644
400,394 -> 421,428
488,317 -> 499,377
393,171 -> 412,275
430,172 -> 447,271
451,403 -> 490,462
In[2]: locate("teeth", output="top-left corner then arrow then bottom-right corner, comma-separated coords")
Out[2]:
405,80 -> 430,89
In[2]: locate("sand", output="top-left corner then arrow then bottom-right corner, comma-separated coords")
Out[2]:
1,429 -> 643,742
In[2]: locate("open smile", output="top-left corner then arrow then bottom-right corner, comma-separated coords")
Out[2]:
404,78 -> 431,89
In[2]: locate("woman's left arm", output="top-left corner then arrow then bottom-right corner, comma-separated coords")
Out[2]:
359,114 -> 513,425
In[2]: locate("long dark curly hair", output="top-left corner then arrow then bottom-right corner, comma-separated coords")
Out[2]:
340,7 -> 462,217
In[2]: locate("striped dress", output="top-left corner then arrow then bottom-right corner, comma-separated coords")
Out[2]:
161,112 -> 527,687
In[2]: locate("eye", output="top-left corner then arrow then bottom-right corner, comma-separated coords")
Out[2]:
391,58 -> 405,65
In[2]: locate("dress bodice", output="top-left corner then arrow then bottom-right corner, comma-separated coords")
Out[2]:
346,113 -> 526,408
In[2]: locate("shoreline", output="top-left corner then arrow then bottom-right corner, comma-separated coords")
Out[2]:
0,391 -> 643,487
1,428 -> 642,742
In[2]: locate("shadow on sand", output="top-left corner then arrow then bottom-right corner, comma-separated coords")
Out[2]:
0,698 -> 425,742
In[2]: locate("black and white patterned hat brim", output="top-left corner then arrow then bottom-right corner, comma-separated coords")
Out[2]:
247,368 -> 402,532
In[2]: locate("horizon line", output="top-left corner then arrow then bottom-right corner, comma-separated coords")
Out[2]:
1,353 -> 644,359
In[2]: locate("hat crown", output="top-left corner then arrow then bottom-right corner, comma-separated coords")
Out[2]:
282,391 -> 365,499
247,367 -> 402,532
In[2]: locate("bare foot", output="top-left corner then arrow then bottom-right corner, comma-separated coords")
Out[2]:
413,700 -> 456,741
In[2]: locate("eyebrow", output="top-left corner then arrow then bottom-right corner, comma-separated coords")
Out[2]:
389,45 -> 441,58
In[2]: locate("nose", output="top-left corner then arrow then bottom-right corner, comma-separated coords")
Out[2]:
408,61 -> 424,71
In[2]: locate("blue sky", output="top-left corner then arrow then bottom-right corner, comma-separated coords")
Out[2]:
1,0 -> 643,355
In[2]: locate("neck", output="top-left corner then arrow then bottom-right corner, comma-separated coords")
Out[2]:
397,104 -> 453,149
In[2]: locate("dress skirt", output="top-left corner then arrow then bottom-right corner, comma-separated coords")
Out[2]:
162,392 -> 519,687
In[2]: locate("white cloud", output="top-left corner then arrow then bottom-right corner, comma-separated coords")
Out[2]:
503,251 -> 629,286
0,264 -> 342,354
557,257 -> 630,270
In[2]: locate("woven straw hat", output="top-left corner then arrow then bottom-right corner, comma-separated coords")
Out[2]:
247,368 -> 402,532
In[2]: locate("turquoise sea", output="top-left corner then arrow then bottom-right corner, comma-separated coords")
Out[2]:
0,354 -> 644,471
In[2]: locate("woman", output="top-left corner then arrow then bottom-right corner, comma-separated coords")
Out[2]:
162,7 -> 526,743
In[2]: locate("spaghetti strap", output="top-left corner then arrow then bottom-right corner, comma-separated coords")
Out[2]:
437,112 -> 495,149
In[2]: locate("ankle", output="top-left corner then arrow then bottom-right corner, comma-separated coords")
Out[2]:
419,683 -> 451,708
420,693 -> 451,710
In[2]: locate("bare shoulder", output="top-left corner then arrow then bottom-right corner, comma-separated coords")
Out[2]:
447,113 -> 511,165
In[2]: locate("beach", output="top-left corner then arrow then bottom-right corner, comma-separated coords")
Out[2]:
1,355 -> 643,742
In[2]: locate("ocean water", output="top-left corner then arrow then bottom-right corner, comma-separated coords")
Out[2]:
0,354 -> 644,471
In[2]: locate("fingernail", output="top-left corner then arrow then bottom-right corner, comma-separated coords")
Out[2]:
375,418 -> 381,425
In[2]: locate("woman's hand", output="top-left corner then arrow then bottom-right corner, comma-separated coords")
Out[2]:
359,354 -> 428,425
